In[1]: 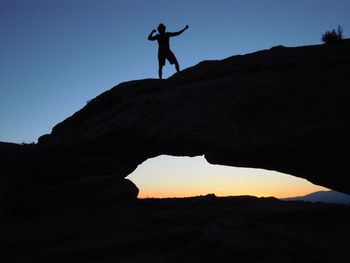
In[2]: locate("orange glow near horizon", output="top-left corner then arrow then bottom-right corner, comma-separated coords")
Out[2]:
136,188 -> 324,199
127,155 -> 328,199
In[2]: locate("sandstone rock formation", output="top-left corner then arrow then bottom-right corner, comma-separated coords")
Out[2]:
36,39 -> 350,196
2,41 -> 350,263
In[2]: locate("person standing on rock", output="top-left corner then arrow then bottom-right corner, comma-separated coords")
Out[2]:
148,23 -> 189,79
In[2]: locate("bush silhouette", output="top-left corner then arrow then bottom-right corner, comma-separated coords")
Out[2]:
322,25 -> 344,44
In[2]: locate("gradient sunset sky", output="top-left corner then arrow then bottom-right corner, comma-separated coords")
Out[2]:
1,0 -> 349,198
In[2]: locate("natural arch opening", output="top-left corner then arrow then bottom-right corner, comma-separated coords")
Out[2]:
127,155 -> 328,199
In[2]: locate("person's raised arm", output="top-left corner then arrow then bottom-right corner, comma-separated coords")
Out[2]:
168,25 -> 189,37
148,29 -> 157,41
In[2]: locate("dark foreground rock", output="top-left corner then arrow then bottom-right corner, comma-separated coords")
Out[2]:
1,195 -> 350,263
0,142 -> 33,208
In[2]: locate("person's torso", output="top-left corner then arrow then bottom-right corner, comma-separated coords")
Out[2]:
157,33 -> 170,52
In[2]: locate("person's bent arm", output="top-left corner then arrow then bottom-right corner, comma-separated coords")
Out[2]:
148,29 -> 157,41
169,25 -> 189,37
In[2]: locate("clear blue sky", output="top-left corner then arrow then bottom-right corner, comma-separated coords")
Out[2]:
1,0 -> 349,198
1,0 -> 349,143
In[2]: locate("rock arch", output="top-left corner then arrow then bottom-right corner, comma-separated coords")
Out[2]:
33,41 -> 350,199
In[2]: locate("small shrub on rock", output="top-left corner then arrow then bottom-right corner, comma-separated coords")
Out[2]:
321,25 -> 344,44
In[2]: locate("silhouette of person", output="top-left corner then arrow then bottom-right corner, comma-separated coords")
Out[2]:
148,23 -> 189,79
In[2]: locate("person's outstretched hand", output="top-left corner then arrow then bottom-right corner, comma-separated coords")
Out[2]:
185,25 -> 189,30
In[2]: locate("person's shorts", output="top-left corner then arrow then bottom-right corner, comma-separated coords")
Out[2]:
158,50 -> 177,66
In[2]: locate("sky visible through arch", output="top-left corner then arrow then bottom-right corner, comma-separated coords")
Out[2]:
127,155 -> 328,199
1,0 -> 349,197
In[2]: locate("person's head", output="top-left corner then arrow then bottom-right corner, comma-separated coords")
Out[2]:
158,23 -> 166,34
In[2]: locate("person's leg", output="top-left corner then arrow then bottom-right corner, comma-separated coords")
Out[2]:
174,59 -> 180,73
168,51 -> 180,73
158,53 -> 165,79
158,65 -> 163,79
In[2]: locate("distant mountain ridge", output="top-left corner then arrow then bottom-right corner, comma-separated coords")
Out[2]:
282,190 -> 350,204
